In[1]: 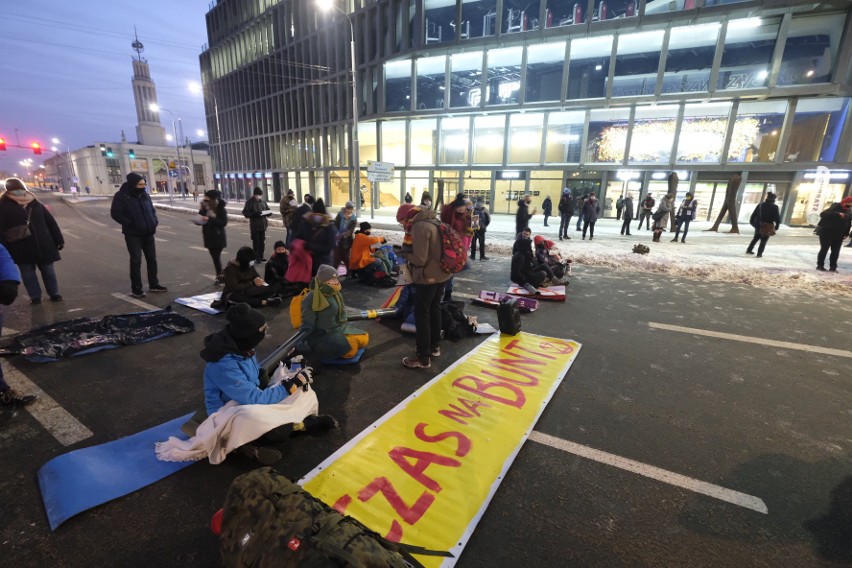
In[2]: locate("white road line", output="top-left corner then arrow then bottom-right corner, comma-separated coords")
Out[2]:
111,292 -> 160,311
453,277 -> 477,283
200,273 -> 216,280
66,308 -> 84,313
453,292 -> 477,300
63,229 -> 81,240
529,431 -> 768,514
2,327 -> 19,336
2,363 -> 93,446
158,229 -> 177,235
154,237 -> 168,243
188,246 -> 207,252
648,322 -> 852,359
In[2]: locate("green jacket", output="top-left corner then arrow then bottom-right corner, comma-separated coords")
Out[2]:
300,290 -> 365,359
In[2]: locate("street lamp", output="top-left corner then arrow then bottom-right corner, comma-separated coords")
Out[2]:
317,0 -> 360,214
189,80 -> 226,199
51,137 -> 75,193
149,103 -> 185,205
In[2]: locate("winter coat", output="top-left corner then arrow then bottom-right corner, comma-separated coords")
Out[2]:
334,212 -> 357,248
558,194 -> 575,216
200,200 -> 228,250
473,205 -> 491,230
286,240 -> 313,283
616,196 -> 624,210
750,201 -> 781,230
242,197 -> 270,233
510,239 -> 537,285
582,199 -> 600,222
110,183 -> 158,237
264,252 -> 289,284
542,197 -> 553,215
222,261 -> 261,297
201,329 -> 288,415
654,197 -> 673,221
350,232 -> 384,270
406,209 -> 451,285
622,197 -> 635,220
0,194 -> 63,265
300,288 -> 366,359
515,200 -> 532,235
0,244 -> 19,282
305,217 -> 337,268
290,202 -> 311,235
641,196 -> 655,212
676,198 -> 698,222
817,203 -> 852,240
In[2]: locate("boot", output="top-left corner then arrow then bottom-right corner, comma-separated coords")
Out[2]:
239,444 -> 282,465
0,389 -> 37,408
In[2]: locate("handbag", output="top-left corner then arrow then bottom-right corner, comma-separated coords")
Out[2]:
4,209 -> 32,243
759,222 -> 776,237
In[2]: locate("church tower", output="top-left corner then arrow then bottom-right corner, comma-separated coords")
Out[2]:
131,31 -> 167,147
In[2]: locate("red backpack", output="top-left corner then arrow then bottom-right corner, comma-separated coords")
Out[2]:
437,222 -> 467,274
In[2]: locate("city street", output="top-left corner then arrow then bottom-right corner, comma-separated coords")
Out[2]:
0,192 -> 850,567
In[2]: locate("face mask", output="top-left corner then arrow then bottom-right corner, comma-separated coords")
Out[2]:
10,189 -> 26,196
325,280 -> 342,292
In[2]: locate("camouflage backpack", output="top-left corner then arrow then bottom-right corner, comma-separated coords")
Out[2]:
219,468 -> 451,568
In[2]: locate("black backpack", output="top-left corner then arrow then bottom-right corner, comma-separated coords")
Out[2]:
497,297 -> 521,335
439,301 -> 476,341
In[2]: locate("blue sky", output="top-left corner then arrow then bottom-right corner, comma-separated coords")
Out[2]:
0,0 -> 211,170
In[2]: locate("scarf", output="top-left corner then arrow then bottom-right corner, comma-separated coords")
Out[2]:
309,278 -> 346,322
401,206 -> 422,246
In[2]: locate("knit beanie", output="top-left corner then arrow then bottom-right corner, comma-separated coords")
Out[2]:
225,303 -> 267,339
451,194 -> 467,208
344,201 -> 355,209
126,172 -> 144,187
253,187 -> 263,196
273,240 -> 286,250
204,189 -> 222,200
316,264 -> 338,282
312,198 -> 327,214
236,246 -> 255,269
359,221 -> 371,232
4,177 -> 26,192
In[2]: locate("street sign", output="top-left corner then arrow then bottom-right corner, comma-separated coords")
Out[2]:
367,161 -> 394,175
367,172 -> 393,182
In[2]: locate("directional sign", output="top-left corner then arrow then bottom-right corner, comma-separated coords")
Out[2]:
367,172 -> 393,182
367,161 -> 394,175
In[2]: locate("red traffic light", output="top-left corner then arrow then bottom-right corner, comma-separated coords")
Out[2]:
0,138 -> 6,151
32,142 -> 42,155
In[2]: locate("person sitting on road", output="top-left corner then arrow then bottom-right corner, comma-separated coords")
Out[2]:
349,222 -> 388,283
220,247 -> 282,308
284,239 -> 312,291
533,236 -> 569,284
511,228 -> 548,294
299,264 -> 369,361
263,240 -> 304,298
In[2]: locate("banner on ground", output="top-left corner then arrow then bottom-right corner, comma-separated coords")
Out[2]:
300,332 -> 581,566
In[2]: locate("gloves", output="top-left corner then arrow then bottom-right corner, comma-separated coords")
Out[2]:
0,280 -> 19,305
282,366 -> 314,395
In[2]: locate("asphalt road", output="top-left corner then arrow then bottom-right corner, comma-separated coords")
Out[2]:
1,193 -> 850,567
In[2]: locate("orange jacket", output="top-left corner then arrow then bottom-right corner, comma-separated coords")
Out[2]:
349,232 -> 384,270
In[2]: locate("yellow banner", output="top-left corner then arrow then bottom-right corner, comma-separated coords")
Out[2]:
300,332 -> 581,566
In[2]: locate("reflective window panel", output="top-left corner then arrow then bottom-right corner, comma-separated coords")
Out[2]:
410,118 -> 438,165
728,100 -> 787,163
786,98 -> 850,163
508,113 -> 544,164
591,0 -> 637,22
628,104 -> 679,163
545,110 -> 584,163
663,23 -> 719,94
381,121 -> 407,165
463,0 -> 498,38
525,42 -> 566,103
473,114 -> 506,164
425,0 -> 455,45
676,102 -> 732,163
486,46 -> 523,105
450,51 -> 484,108
567,35 -> 613,100
385,59 -> 412,112
416,55 -> 447,110
717,17 -> 781,91
777,14 -> 845,87
504,0 -> 543,33
440,116 -> 471,164
545,0 -> 587,29
613,30 -> 664,97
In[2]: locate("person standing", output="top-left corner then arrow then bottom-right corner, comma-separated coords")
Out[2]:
332,201 -> 357,275
575,193 -> 587,231
111,173 -> 166,298
0,243 -> 36,412
401,207 -> 451,369
542,195 -> 553,227
198,190 -> 228,285
0,178 -> 65,304
672,192 -> 698,243
581,194 -> 600,240
288,193 -> 314,245
745,192 -> 781,258
470,197 -> 491,261
404,192 -> 413,204
652,194 -> 673,242
616,195 -> 624,220
620,194 -> 634,236
279,190 -> 296,241
243,187 -> 270,263
815,197 -> 852,272
515,194 -> 535,236
637,193 -> 655,231
557,188 -> 574,240
441,194 -> 472,302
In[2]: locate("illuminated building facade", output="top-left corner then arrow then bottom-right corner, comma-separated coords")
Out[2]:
200,0 -> 852,225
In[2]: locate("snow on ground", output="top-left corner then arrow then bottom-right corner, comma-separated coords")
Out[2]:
147,199 -> 852,296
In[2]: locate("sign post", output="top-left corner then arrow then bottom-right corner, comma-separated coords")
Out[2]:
367,161 -> 394,220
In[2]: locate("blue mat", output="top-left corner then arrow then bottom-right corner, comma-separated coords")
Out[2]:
38,413 -> 194,530
321,348 -> 365,365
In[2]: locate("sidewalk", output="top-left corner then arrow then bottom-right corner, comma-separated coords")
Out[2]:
144,197 -> 851,296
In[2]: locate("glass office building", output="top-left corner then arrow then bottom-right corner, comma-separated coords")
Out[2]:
200,0 -> 852,225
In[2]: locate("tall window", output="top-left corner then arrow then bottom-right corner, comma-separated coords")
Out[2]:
525,42 -> 565,103
567,35 -> 613,100
486,46 -> 523,105
416,55 -> 447,110
450,51 -> 484,108
777,14 -> 845,87
628,105 -> 679,163
545,111 -> 584,163
676,103 -> 731,164
410,119 -> 438,165
385,59 -> 411,112
194,163 -> 206,185
425,0 -> 454,45
463,0 -> 498,38
613,30 -> 664,97
508,113 -> 544,164
381,121 -> 406,165
728,100 -> 787,163
663,24 -> 719,94
717,17 -> 781,91
586,108 -> 630,163
473,115 -> 506,164
440,117 -> 470,164
786,98 -> 850,163
106,158 -> 122,184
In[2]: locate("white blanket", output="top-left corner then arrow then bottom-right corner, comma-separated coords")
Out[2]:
155,388 -> 319,464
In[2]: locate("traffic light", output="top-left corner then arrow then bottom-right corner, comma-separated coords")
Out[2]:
106,147 -> 114,158
100,144 -> 107,156
128,148 -> 135,159
0,138 -> 5,151
32,142 -> 42,155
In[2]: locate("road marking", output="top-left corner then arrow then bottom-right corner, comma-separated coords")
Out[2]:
66,308 -> 84,313
452,292 -> 476,300
648,322 -> 852,359
63,229 -> 81,240
158,229 -> 177,235
453,277 -> 477,283
189,245 -> 227,253
74,209 -> 108,227
201,273 -> 216,280
2,362 -> 93,446
529,431 -> 768,514
111,292 -> 160,311
154,237 -> 168,243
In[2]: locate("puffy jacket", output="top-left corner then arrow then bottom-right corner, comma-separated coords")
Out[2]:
0,244 -> 19,282
110,184 -> 158,237
558,194 -> 574,215
750,201 -> 780,229
242,197 -> 269,232
0,195 -> 64,265
622,197 -> 634,220
582,199 -> 600,222
406,209 -> 451,285
817,203 -> 852,240
201,200 -> 228,250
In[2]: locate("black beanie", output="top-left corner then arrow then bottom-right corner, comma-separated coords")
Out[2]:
273,240 -> 286,249
204,189 -> 222,200
359,221 -> 371,232
4,177 -> 26,192
126,172 -> 144,187
236,246 -> 255,269
226,303 -> 266,341
253,187 -> 263,196
312,198 -> 327,215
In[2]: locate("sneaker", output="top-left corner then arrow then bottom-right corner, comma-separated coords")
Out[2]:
303,414 -> 338,432
239,444 -> 282,465
746,251 -> 754,255
149,285 -> 168,293
130,290 -> 146,298
402,356 -> 431,369
817,266 -> 828,271
0,389 -> 37,408
431,347 -> 441,357
565,236 -> 571,240
30,298 -> 41,305
50,295 -> 63,302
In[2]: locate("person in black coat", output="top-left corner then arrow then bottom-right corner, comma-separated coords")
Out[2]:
198,190 -> 228,284
745,192 -> 781,258
557,188 -> 574,240
288,194 -> 314,245
242,187 -> 270,263
816,197 -> 852,271
296,199 -> 337,277
515,195 -> 534,236
510,228 -> 547,294
541,196 -> 552,227
620,195 -> 634,236
0,178 -> 64,304
110,172 -> 166,298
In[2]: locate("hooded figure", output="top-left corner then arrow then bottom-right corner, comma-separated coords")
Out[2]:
746,192 -> 781,258
299,264 -> 368,359
298,199 -> 336,275
511,229 -> 548,293
221,247 -> 282,308
0,178 -> 65,303
242,187 -> 270,263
